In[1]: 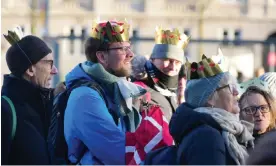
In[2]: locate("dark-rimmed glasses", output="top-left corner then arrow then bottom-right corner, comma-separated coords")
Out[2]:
40,60 -> 54,69
242,104 -> 270,115
216,84 -> 237,94
107,46 -> 132,54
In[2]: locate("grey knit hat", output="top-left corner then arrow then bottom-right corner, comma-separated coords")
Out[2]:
150,44 -> 185,63
259,72 -> 276,99
185,72 -> 228,107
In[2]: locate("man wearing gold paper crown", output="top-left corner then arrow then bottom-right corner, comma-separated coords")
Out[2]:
131,27 -> 190,121
168,54 -> 255,164
62,20 -> 146,164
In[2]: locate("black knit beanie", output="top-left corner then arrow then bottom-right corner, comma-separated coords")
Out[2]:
6,35 -> 52,77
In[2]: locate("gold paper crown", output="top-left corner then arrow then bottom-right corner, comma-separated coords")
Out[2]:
3,26 -> 25,45
185,54 -> 224,80
155,27 -> 191,49
91,19 -> 130,43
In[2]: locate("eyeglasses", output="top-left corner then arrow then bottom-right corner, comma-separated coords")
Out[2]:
107,46 -> 132,54
242,104 -> 270,115
40,60 -> 54,69
216,84 -> 237,95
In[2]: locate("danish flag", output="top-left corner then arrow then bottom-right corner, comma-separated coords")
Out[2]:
126,82 -> 174,165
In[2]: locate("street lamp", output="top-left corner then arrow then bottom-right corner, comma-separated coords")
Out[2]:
30,0 -> 38,34
197,0 -> 214,58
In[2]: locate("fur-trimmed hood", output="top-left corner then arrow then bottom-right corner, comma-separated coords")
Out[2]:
131,55 -> 149,81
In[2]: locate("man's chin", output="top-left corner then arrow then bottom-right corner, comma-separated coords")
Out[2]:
108,67 -> 131,77
160,69 -> 177,76
233,107 -> 240,114
45,81 -> 52,88
165,72 -> 178,77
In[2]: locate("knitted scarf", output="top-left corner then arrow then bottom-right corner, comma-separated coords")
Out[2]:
144,61 -> 177,97
81,61 -> 146,132
194,107 -> 255,165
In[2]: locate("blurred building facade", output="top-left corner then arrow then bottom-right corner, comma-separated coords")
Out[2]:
1,0 -> 276,84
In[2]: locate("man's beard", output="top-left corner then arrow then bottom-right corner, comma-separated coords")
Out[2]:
107,65 -> 132,77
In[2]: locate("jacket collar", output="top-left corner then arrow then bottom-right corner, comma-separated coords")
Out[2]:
169,103 -> 222,143
1,74 -> 53,108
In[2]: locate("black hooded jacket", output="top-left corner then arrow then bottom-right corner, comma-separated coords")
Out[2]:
1,75 -> 53,165
169,103 -> 236,165
247,130 -> 276,165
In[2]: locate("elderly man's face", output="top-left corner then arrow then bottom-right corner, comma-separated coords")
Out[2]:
152,58 -> 182,76
31,53 -> 58,88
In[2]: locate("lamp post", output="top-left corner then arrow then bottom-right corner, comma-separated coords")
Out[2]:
40,0 -> 49,37
198,4 -> 205,58
196,0 -> 214,59
30,0 -> 38,34
44,0 -> 49,37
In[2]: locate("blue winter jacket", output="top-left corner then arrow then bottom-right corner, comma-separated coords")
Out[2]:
64,64 -> 125,165
169,103 -> 236,165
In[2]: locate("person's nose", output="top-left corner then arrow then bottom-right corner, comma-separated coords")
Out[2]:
51,65 -> 58,75
254,109 -> 262,117
126,48 -> 134,60
232,87 -> 239,96
168,61 -> 177,71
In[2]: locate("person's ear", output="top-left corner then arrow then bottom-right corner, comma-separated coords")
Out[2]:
25,65 -> 35,77
96,51 -> 108,65
206,93 -> 216,107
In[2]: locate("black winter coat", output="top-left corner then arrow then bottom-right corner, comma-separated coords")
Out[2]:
169,103 -> 237,165
1,75 -> 53,165
247,130 -> 276,165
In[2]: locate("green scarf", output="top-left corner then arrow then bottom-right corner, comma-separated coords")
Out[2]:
81,61 -> 146,132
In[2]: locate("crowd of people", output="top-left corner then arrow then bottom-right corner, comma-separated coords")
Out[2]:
1,22 -> 276,165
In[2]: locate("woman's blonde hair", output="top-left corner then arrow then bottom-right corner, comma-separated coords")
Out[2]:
239,86 -> 276,132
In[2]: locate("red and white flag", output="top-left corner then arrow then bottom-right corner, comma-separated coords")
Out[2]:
126,105 -> 174,165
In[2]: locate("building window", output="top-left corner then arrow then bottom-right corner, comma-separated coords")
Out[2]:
234,29 -> 242,45
184,29 -> 190,57
131,0 -> 144,12
234,29 -> 241,40
222,29 -> 229,45
223,29 -> 228,40
240,0 -> 248,15
184,29 -> 190,36
70,28 -> 75,54
81,27 -> 87,54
